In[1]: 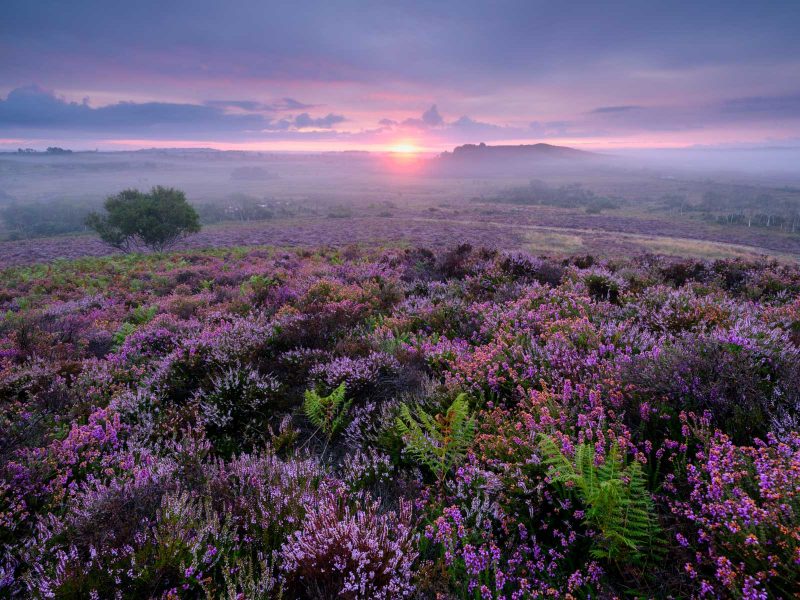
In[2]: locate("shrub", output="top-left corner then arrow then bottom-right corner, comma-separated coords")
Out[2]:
309,351 -> 400,396
581,268 -> 624,304
281,495 -> 418,599
628,325 -> 800,442
196,364 -> 280,453
671,431 -> 800,598
86,186 -> 201,253
498,251 -> 564,286
4,247 -> 800,598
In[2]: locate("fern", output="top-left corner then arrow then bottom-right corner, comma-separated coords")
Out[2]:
539,435 -> 662,566
112,304 -> 158,349
303,383 -> 352,439
395,393 -> 475,485
111,321 -> 137,350
129,304 -> 158,325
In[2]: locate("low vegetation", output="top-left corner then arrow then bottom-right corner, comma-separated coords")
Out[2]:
85,186 -> 201,252
480,179 -> 623,213
1,244 -> 799,598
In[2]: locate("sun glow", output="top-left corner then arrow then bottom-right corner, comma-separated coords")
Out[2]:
388,142 -> 420,154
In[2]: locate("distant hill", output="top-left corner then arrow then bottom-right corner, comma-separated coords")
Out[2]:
431,142 -> 598,177
440,142 -> 595,160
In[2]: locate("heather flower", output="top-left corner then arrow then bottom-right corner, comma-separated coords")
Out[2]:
309,351 -> 400,395
281,495 -> 418,599
2,247 -> 800,599
671,431 -> 800,598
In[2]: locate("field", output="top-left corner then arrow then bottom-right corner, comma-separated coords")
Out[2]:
1,203 -> 799,268
2,150 -> 800,268
1,244 -> 799,598
1,149 -> 800,598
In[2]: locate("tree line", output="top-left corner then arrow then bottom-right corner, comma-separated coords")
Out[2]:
661,190 -> 800,234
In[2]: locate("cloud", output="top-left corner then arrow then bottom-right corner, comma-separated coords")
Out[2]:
401,104 -> 445,129
278,98 -> 317,111
581,93 -> 800,133
0,86 -> 265,134
528,121 -> 575,137
720,94 -> 800,118
0,86 -> 345,139
204,100 -> 274,112
4,1 -> 798,97
292,112 -> 346,129
450,115 -> 503,134
421,104 -> 443,127
379,106 -> 580,142
3,84 -> 799,149
590,105 -> 643,114
205,98 -> 318,112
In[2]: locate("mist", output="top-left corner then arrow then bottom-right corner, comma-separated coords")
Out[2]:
1,144 -> 799,266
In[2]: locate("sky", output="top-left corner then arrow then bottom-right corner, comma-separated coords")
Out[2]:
1,0 -> 799,152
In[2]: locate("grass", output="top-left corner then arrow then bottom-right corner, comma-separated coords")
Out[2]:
524,230 -> 586,255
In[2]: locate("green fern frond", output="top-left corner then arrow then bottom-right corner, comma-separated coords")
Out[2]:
539,434 -> 662,566
395,393 -> 475,485
303,383 -> 352,439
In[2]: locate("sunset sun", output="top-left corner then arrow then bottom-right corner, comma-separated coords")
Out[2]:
388,142 -> 420,154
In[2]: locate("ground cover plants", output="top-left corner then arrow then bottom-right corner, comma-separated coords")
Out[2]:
1,244 -> 799,598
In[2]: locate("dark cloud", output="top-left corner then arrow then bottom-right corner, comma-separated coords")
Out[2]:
0,86 -> 263,134
450,116 -> 503,133
3,1 -> 798,91
401,105 -> 445,129
581,93 -> 800,133
421,105 -> 443,127
720,94 -> 800,118
277,98 -> 317,111
0,86 -> 346,139
292,112 -> 346,129
205,98 -> 318,112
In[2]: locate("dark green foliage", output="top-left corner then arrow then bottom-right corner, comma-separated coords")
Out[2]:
583,272 -> 621,303
86,186 -> 201,253
199,365 -> 280,455
539,435 -> 662,566
395,393 -> 475,485
303,382 -> 352,439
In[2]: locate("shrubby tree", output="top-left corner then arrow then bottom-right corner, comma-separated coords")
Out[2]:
86,186 -> 201,253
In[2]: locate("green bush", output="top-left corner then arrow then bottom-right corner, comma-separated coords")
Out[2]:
86,186 -> 201,253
